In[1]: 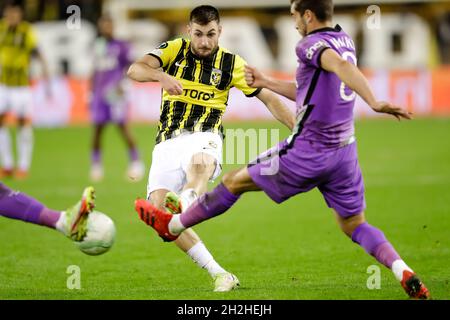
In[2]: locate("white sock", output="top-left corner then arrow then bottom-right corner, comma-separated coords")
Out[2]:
168,214 -> 186,235
179,188 -> 198,212
55,211 -> 67,235
0,127 -> 13,169
187,241 -> 227,278
391,259 -> 414,281
17,126 -> 33,171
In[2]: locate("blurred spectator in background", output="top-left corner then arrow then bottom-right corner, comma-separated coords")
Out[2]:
0,1 -> 49,180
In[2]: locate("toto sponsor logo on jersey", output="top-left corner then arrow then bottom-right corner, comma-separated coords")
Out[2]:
182,89 -> 215,101
305,40 -> 328,60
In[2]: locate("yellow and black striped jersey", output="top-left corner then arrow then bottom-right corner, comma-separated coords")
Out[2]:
0,21 -> 37,87
148,38 -> 261,144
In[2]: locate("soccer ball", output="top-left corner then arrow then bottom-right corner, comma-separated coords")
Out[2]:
75,211 -> 116,256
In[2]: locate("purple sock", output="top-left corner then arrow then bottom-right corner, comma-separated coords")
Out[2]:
129,148 -> 139,162
0,183 -> 61,229
92,149 -> 101,164
351,222 -> 401,268
180,183 -> 239,228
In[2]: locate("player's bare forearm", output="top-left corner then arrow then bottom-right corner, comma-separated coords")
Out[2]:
128,55 -> 183,95
245,65 -> 297,102
127,62 -> 164,82
321,49 -> 412,120
257,89 -> 296,130
331,59 -> 377,108
264,78 -> 297,102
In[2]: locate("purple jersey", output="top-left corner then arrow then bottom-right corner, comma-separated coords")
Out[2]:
92,37 -> 131,101
91,37 -> 131,124
293,24 -> 356,148
247,25 -> 366,217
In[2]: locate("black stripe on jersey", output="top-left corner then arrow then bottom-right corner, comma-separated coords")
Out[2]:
164,101 -> 188,140
217,53 -> 234,90
167,39 -> 187,77
180,54 -> 196,82
302,69 -> 321,106
155,100 -> 171,144
316,47 -> 332,69
201,108 -> 223,132
182,104 -> 207,131
180,104 -> 196,130
199,51 -> 218,85
275,68 -> 321,158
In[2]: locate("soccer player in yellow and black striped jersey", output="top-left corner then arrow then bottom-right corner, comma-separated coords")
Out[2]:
0,3 -> 49,180
128,5 -> 295,291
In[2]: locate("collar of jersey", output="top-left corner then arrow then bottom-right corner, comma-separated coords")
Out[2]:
307,24 -> 342,36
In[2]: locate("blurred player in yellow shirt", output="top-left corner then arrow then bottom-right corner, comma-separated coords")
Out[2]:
0,2 -> 49,179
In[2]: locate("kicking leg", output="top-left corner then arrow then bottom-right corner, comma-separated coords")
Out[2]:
149,154 -> 242,291
170,165 -> 260,234
136,165 -> 260,241
174,153 -> 239,291
336,211 -> 430,299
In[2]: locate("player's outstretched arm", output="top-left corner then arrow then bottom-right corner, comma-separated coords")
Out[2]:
256,89 -> 296,130
127,55 -> 183,95
245,65 -> 297,102
320,49 -> 412,121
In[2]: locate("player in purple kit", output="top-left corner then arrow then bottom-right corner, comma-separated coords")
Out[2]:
135,0 -> 430,299
90,14 -> 144,182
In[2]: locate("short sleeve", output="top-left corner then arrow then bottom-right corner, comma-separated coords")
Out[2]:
147,38 -> 184,69
231,55 -> 261,97
297,36 -> 332,69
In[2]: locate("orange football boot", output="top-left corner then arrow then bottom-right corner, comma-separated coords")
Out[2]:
135,199 -> 179,242
401,270 -> 430,300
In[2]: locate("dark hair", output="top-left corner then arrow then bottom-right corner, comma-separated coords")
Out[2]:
290,0 -> 333,22
190,5 -> 220,25
4,0 -> 24,11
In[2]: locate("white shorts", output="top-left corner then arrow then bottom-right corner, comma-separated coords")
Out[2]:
147,131 -> 223,197
0,85 -> 33,118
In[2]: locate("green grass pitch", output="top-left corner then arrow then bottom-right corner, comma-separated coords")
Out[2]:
0,118 -> 449,300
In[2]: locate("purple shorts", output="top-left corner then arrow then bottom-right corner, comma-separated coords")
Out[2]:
91,98 -> 127,125
247,138 -> 366,218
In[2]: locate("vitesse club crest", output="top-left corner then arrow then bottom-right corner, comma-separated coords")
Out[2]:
210,68 -> 222,86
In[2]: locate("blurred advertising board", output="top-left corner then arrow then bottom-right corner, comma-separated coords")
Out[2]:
22,67 -> 450,127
